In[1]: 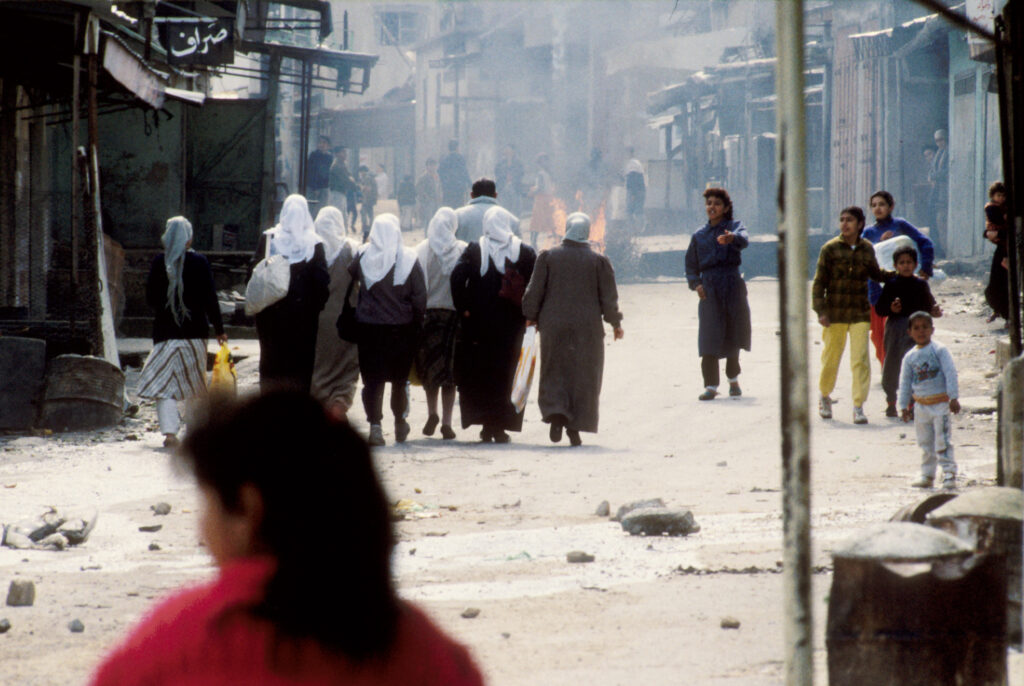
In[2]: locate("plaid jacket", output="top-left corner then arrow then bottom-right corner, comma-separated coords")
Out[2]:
812,236 -> 894,324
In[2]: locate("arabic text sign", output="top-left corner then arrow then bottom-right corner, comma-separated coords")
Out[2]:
158,17 -> 233,65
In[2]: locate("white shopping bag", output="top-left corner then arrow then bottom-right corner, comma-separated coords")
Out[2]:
510,325 -> 539,413
873,235 -> 915,271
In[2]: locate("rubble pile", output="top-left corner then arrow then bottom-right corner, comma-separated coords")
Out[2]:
1,507 -> 97,551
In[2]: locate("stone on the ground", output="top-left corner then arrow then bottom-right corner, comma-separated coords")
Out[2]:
138,524 -> 162,533
58,511 -> 97,545
6,579 -> 35,606
151,502 -> 172,516
68,618 -> 84,633
720,616 -> 741,629
0,618 -> 10,633
148,543 -> 161,551
37,533 -> 68,551
595,500 -> 610,517
612,498 -> 666,522
567,551 -> 595,563
461,607 -> 481,619
3,530 -> 34,549
620,508 -> 700,537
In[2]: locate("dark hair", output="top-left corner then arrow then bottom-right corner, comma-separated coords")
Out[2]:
908,310 -> 933,328
702,187 -> 733,221
840,206 -> 866,236
181,391 -> 398,660
318,135 -> 331,145
893,245 -> 918,266
471,178 -> 497,198
989,181 -> 1006,199
870,190 -> 894,208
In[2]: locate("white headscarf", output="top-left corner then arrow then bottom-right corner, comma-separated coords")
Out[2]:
265,194 -> 322,264
479,205 -> 522,276
358,213 -> 418,290
417,207 -> 465,277
313,206 -> 352,266
162,216 -> 193,326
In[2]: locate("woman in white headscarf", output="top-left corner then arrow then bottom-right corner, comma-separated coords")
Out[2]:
413,207 -> 467,439
137,217 -> 226,448
348,213 -> 427,446
310,206 -> 360,419
251,194 -> 330,391
523,212 -> 624,447
450,205 -> 537,443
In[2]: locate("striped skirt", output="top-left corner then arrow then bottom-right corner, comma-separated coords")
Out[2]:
136,339 -> 208,401
414,309 -> 460,389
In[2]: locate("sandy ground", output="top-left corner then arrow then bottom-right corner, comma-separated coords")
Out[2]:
1,275 -> 1021,685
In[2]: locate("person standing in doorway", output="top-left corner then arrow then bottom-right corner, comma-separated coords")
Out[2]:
684,188 -> 752,401
416,158 -> 442,229
983,181 -> 1010,323
439,140 -> 472,209
307,136 -> 333,209
623,148 -> 646,233
359,165 -> 378,241
812,206 -> 894,425
928,129 -> 949,257
137,217 -> 226,448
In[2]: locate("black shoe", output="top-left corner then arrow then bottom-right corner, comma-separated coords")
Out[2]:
395,419 -> 410,443
423,414 -> 439,436
441,425 -> 456,440
163,435 -> 180,449
566,429 -> 582,447
885,403 -> 898,418
492,429 -> 511,444
480,428 -> 493,443
729,383 -> 742,397
550,422 -> 563,443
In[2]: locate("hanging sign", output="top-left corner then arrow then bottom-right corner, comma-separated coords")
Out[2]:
157,17 -> 234,65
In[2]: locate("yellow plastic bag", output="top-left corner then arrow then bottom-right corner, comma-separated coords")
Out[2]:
209,343 -> 236,396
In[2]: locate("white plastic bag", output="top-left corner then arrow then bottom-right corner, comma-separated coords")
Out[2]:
510,325 -> 539,413
244,236 -> 290,316
873,235 -> 915,270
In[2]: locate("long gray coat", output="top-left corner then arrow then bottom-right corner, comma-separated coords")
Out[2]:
522,241 -> 623,433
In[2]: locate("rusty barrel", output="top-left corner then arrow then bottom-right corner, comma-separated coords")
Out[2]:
39,354 -> 124,432
928,487 -> 1023,649
827,522 -> 1006,686
0,336 -> 46,429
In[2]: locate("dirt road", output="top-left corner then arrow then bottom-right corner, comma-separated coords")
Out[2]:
1,275 -> 1019,685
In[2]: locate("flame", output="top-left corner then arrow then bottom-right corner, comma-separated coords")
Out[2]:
590,202 -> 606,254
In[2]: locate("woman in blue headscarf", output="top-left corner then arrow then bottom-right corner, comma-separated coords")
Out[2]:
137,217 -> 226,448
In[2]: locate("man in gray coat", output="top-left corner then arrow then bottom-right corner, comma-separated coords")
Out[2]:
522,212 -> 624,447
455,178 -> 520,242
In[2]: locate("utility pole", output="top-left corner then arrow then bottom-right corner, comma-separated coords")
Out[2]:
775,2 -> 813,685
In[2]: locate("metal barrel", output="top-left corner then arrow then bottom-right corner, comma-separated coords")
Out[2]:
826,522 -> 1007,686
39,354 -> 124,432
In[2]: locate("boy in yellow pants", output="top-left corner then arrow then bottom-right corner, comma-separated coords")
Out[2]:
812,206 -> 894,424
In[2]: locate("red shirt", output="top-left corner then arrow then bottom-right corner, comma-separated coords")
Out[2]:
90,557 -> 485,686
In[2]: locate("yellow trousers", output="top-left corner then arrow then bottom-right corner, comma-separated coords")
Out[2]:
819,321 -> 871,407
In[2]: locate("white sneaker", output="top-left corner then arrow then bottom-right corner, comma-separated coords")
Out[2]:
941,475 -> 957,490
819,396 -> 833,419
853,406 -> 868,424
911,475 -> 933,488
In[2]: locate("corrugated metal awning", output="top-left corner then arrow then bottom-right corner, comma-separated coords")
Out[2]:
102,34 -> 166,109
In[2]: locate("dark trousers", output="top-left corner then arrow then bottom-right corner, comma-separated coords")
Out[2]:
701,354 -> 740,388
362,380 -> 408,424
882,316 -> 913,403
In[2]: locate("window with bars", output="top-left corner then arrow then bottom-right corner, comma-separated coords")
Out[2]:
376,10 -> 422,46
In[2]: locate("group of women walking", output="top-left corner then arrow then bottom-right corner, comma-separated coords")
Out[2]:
138,191 -> 625,448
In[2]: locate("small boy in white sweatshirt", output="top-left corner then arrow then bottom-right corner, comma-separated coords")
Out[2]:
898,311 -> 961,489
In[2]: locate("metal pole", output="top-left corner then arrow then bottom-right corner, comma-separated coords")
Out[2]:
994,14 -> 1021,357
775,2 -> 812,685
70,13 -> 81,340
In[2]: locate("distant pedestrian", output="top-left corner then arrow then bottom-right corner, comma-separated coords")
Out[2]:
397,174 -> 417,231
874,245 -> 942,418
495,145 -> 525,217
863,190 -> 934,365
812,206 -> 894,425
684,188 -> 751,401
90,390 -> 485,686
137,217 -> 226,448
416,158 -> 442,228
983,181 -> 1010,322
307,135 -> 333,208
350,214 -> 426,446
899,311 -> 961,489
523,212 -> 623,447
414,207 -> 467,440
623,148 -> 646,232
455,178 -> 520,243
359,166 -> 378,240
252,195 -> 330,392
439,140 -> 472,208
528,153 -> 558,248
451,206 -> 537,443
375,163 -> 390,201
328,148 -> 355,222
311,206 -> 360,420
928,129 -> 949,256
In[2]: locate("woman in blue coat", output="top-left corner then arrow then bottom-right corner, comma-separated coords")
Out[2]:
684,187 -> 752,400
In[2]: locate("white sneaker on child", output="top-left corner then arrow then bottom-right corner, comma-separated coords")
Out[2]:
911,475 -> 933,488
852,406 -> 868,424
941,475 -> 957,490
819,396 -> 833,419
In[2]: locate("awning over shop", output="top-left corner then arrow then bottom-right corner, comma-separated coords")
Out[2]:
849,6 -> 957,60
238,40 -> 379,94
